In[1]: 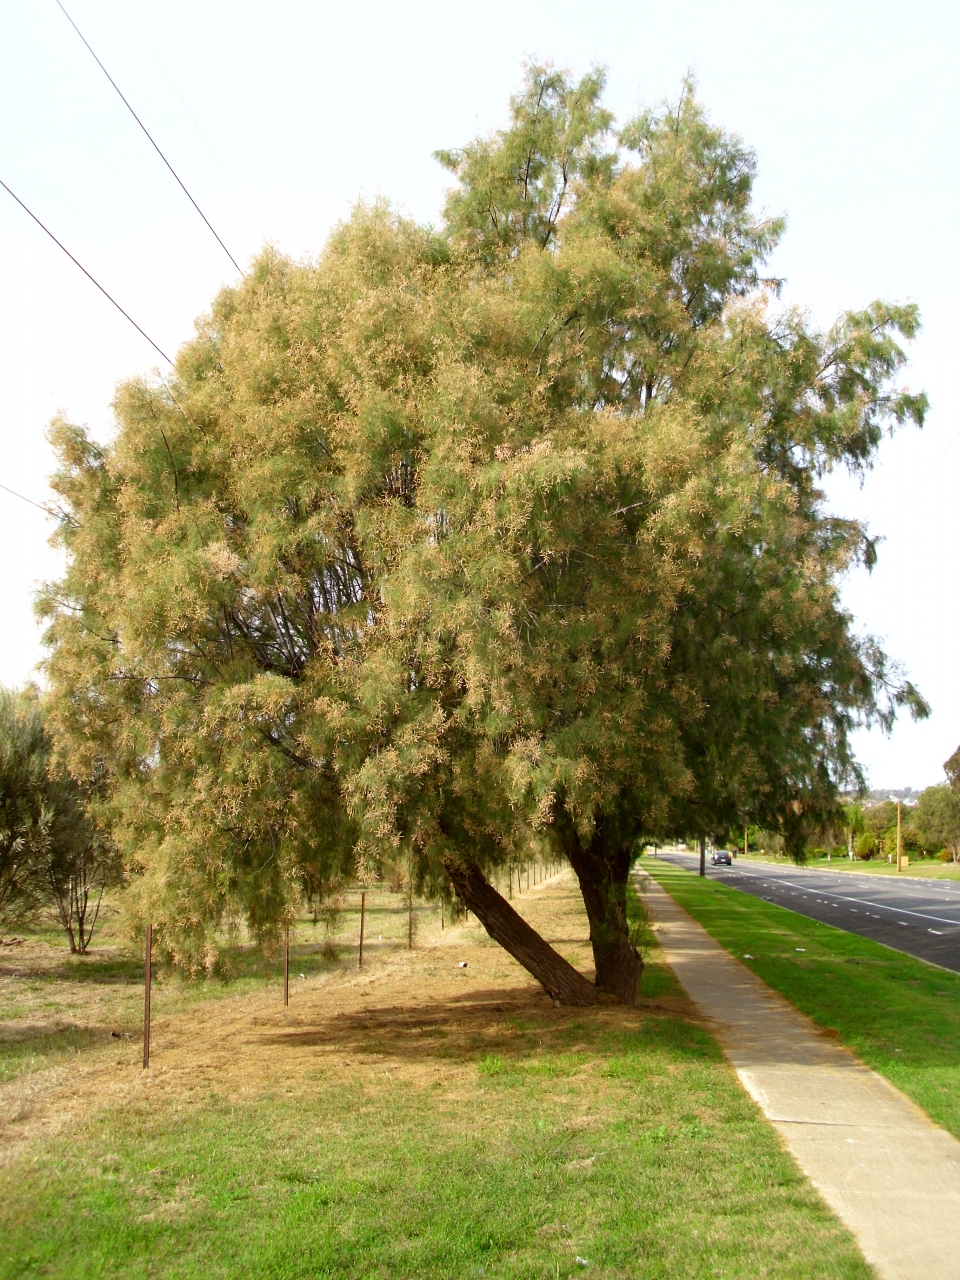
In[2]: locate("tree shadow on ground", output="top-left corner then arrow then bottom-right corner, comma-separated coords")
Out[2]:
255,982 -> 714,1069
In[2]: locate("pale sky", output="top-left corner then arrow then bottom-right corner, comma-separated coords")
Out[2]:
1,0 -> 957,790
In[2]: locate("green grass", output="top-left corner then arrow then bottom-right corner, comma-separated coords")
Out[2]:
646,859 -> 960,1141
734,852 -> 960,879
0,913 -> 871,1278
804,857 -> 960,879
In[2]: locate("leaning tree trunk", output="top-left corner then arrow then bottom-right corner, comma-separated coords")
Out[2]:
552,807 -> 642,1004
442,859 -> 596,1006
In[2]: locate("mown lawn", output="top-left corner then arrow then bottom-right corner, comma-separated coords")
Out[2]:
736,853 -> 960,880
0,895 -> 871,1280
646,859 -> 960,1141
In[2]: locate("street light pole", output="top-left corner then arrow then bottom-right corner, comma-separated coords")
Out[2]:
897,798 -> 903,874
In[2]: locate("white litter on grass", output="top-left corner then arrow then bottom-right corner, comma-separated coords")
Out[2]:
795,948 -> 806,952
743,954 -> 754,959
458,961 -> 468,968
576,1258 -> 589,1268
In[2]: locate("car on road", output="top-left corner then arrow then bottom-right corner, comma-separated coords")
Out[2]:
710,850 -> 732,866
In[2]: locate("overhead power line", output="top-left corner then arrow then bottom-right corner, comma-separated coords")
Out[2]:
146,42 -> 263,240
0,175 -> 172,362
55,0 -> 242,274
0,483 -> 51,514
915,428 -> 960,488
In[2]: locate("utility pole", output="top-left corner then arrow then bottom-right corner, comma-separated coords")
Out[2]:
897,799 -> 903,873
358,891 -> 366,968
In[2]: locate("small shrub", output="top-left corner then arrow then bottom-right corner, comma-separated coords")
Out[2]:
320,939 -> 339,961
939,850 -> 953,864
855,832 -> 877,860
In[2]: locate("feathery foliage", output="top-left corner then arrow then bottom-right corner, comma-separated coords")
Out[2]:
39,67 -> 926,993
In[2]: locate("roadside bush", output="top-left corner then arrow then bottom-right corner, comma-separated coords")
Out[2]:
939,850 -> 954,864
855,832 -> 877,860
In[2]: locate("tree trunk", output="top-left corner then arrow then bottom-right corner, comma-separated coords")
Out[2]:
551,807 -> 642,1004
699,836 -> 706,877
442,859 -> 596,1006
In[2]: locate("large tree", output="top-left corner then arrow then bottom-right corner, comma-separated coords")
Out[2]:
40,68 -> 925,996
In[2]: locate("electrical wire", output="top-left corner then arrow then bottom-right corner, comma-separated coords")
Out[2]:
55,0 -> 242,274
915,427 -> 960,488
145,41 -> 263,240
0,483 -> 51,514
0,176 -> 171,362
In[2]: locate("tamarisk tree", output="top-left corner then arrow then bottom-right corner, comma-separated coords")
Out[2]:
41,67 -> 925,996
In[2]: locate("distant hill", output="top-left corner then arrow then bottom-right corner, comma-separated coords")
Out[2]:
864,788 -> 923,807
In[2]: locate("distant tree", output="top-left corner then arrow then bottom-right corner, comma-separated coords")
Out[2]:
864,801 -> 899,838
0,688 -> 51,933
855,831 -> 878,860
915,785 -> 960,863
843,803 -> 866,857
945,746 -> 960,792
40,67 -> 926,1001
0,686 -> 118,951
900,823 -> 922,856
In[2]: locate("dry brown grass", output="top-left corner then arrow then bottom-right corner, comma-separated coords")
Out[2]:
1,872 -> 676,1163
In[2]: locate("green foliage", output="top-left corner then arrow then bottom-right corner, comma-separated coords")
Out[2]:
39,67 -> 926,966
0,686 -> 53,931
843,802 -> 865,840
0,686 -> 118,949
864,801 -> 898,837
915,785 -> 960,862
855,832 -> 877,860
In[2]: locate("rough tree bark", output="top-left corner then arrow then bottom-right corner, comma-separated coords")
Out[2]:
442,858 -> 596,1006
551,806 -> 643,1004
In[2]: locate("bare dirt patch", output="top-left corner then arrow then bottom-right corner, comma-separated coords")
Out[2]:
0,872 -> 688,1165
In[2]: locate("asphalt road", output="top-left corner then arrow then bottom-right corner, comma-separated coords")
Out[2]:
655,849 -> 960,973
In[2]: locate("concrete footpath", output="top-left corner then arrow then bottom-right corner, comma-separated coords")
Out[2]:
643,877 -> 960,1280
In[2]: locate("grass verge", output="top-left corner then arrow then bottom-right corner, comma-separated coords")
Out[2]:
0,899 -> 871,1279
736,853 -> 960,880
645,859 -> 960,1141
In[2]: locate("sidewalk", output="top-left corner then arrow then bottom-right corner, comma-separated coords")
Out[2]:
644,877 -> 960,1280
